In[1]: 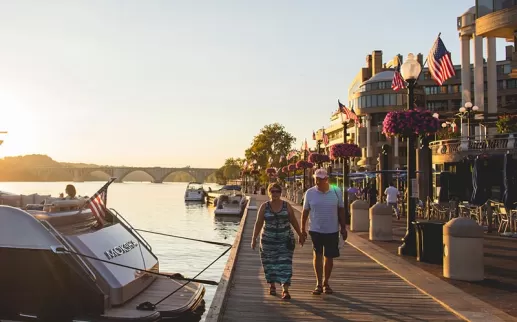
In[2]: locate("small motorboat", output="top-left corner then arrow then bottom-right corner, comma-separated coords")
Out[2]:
213,191 -> 247,216
184,182 -> 206,202
0,182 -> 205,322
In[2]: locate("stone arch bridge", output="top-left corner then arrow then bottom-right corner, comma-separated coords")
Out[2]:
32,166 -> 218,184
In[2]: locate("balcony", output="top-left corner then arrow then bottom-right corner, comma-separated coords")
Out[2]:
476,1 -> 517,38
430,133 -> 517,164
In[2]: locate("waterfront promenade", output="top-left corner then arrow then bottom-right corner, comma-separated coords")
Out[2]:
206,194 -> 495,322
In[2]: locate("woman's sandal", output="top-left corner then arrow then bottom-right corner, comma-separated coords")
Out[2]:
269,286 -> 276,296
323,284 -> 333,294
311,285 -> 323,295
282,290 -> 291,300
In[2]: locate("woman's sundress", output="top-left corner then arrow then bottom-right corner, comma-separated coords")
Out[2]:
260,201 -> 295,285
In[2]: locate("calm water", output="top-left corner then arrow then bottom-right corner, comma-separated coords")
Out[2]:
0,181 -> 240,322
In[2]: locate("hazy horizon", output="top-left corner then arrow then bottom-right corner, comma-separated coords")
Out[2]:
0,0 -> 508,168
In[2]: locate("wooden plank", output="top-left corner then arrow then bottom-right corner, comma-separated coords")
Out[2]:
214,195 -> 462,321
205,197 -> 254,322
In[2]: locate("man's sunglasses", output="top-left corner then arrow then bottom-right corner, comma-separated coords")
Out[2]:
270,189 -> 282,193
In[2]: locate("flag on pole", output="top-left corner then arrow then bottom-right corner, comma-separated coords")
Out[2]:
287,150 -> 298,160
322,129 -> 329,146
391,56 -> 405,91
304,139 -> 309,151
312,131 -> 316,140
427,34 -> 455,85
338,99 -> 358,121
84,177 -> 116,227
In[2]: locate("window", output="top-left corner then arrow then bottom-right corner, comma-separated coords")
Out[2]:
507,79 -> 517,89
497,80 -> 505,90
450,84 -> 462,93
425,86 -> 440,95
440,86 -> 448,94
426,100 -> 448,111
504,64 -> 512,74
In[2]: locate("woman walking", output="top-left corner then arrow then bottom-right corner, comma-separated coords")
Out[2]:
251,183 -> 305,300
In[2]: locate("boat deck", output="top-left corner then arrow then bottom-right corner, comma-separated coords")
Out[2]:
103,275 -> 204,320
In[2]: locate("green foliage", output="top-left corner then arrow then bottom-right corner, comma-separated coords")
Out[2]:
496,114 -> 517,134
214,158 -> 244,184
244,123 -> 296,163
244,123 -> 295,183
436,128 -> 460,140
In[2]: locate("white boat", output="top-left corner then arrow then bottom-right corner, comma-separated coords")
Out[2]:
213,192 -> 247,216
184,182 -> 206,202
0,191 -> 205,321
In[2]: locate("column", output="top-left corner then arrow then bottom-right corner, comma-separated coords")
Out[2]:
460,35 -> 472,106
473,35 -> 485,112
486,37 -> 497,115
394,136 -> 399,168
365,115 -> 372,166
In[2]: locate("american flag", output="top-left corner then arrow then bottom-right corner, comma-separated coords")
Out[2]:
312,131 -> 316,140
427,35 -> 455,85
287,150 -> 298,160
338,99 -> 358,121
391,56 -> 405,91
322,129 -> 329,146
85,177 -> 116,226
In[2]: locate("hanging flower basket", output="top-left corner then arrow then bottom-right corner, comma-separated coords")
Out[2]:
296,160 -> 310,169
241,170 -> 249,176
288,163 -> 296,172
319,154 -> 330,163
266,167 -> 276,175
308,153 -> 319,163
330,143 -> 361,160
251,169 -> 260,175
306,162 -> 314,169
281,166 -> 288,173
382,109 -> 440,138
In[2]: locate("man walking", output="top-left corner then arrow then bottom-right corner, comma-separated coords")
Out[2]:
384,182 -> 400,219
301,169 -> 346,295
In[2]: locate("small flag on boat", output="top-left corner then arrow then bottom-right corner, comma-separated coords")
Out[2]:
85,177 -> 116,227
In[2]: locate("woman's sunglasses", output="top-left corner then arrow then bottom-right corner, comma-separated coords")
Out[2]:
270,189 -> 282,194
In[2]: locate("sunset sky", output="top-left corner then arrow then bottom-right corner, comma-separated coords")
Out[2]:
0,0 -> 509,168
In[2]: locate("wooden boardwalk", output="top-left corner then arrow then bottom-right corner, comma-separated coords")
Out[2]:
206,195 -> 463,322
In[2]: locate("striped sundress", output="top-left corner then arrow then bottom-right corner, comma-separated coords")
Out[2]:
260,201 -> 295,285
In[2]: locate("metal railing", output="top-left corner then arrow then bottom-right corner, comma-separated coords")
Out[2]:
429,133 -> 516,155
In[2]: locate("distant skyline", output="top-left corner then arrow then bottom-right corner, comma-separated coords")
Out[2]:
0,1 -> 510,167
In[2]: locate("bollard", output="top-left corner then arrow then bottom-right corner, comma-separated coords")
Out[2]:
351,200 -> 369,232
369,202 -> 393,241
443,217 -> 484,281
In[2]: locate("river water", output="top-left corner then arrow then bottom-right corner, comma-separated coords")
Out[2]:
0,181 -> 240,322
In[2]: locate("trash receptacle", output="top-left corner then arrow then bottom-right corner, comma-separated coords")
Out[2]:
413,220 -> 445,264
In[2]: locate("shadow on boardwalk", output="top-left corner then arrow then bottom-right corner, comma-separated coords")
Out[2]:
216,195 -> 460,322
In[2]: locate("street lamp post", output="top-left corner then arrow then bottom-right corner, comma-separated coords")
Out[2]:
340,113 -> 350,223
458,102 -> 479,137
398,53 -> 421,257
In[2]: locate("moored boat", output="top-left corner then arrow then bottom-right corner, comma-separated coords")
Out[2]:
213,191 -> 247,216
0,180 -> 205,322
184,182 -> 206,202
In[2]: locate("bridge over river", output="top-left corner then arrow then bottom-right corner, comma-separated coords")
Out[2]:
32,166 -> 218,183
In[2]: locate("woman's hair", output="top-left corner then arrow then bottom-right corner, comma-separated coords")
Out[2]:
65,184 -> 76,198
267,183 -> 282,198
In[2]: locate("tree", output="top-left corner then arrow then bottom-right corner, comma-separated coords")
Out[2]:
244,123 -> 296,183
214,157 -> 244,184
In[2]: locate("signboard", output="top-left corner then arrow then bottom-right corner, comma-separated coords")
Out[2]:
66,224 -> 158,305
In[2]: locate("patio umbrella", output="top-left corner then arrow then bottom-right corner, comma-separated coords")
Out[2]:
471,156 -> 489,206
503,153 -> 516,210
438,172 -> 450,203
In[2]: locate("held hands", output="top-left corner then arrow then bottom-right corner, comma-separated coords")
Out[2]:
298,231 -> 307,246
